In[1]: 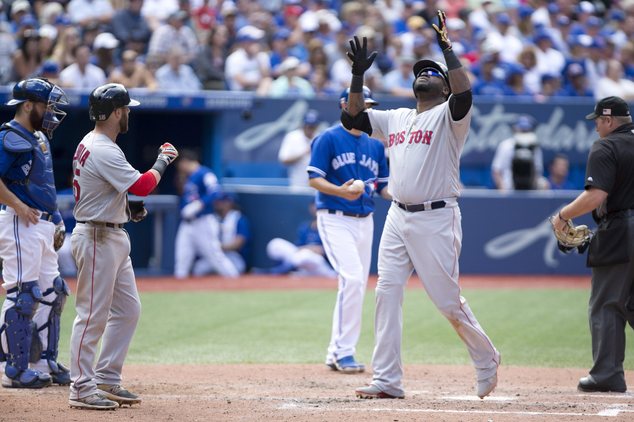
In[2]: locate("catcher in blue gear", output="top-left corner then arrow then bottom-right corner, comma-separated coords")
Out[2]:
0,78 -> 71,388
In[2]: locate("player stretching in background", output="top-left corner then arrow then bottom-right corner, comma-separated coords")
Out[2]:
343,10 -> 500,400
307,87 -> 390,374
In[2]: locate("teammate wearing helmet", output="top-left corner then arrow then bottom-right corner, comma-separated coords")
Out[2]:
343,11 -> 500,400
307,85 -> 390,374
68,83 -> 178,410
0,78 -> 70,389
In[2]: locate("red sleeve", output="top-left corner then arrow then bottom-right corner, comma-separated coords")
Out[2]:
128,171 -> 158,196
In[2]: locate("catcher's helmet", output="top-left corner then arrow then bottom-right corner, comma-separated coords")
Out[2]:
339,86 -> 378,109
6,78 -> 68,137
6,77 -> 66,106
412,59 -> 451,93
89,83 -> 140,121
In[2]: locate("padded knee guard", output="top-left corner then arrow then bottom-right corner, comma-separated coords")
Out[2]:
2,281 -> 42,379
37,276 -> 69,372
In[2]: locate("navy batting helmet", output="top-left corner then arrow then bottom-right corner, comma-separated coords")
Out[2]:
6,78 -> 68,137
412,59 -> 451,94
89,83 -> 140,121
339,86 -> 378,109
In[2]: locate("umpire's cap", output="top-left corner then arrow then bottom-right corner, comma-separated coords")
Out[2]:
412,59 -> 450,90
339,86 -> 378,109
585,96 -> 631,120
89,83 -> 140,121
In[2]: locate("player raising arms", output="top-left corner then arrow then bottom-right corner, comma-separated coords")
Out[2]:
68,84 -> 178,410
342,10 -> 500,400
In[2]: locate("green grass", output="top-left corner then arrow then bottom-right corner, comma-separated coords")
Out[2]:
57,288 -> 634,370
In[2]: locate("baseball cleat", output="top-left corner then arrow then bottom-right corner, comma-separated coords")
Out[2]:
69,392 -> 118,410
476,373 -> 498,399
97,384 -> 142,406
51,362 -> 71,385
355,385 -> 404,399
334,356 -> 365,374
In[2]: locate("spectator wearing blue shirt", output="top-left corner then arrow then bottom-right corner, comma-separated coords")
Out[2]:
547,154 -> 576,190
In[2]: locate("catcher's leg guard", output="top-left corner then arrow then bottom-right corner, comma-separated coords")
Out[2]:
1,281 -> 51,388
37,276 -> 70,385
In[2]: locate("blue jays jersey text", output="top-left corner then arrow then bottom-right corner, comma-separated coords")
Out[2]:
307,125 -> 388,214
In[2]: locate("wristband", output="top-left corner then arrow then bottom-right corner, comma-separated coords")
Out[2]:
443,48 -> 461,70
350,74 -> 364,93
151,157 -> 168,176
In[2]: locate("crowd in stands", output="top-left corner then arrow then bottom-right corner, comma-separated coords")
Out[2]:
1,0 -> 633,100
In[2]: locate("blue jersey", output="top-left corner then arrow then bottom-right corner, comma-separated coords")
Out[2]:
180,165 -> 221,216
0,120 -> 61,224
296,219 -> 321,247
307,124 -> 388,214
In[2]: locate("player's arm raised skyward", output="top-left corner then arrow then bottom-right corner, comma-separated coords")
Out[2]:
431,9 -> 472,121
340,36 -> 376,133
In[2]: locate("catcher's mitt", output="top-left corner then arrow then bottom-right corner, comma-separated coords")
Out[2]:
53,222 -> 65,251
549,216 -> 593,253
129,200 -> 148,223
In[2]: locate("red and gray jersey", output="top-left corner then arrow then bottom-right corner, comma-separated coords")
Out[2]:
72,132 -> 140,224
367,101 -> 471,204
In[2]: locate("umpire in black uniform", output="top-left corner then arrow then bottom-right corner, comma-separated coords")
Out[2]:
552,96 -> 634,393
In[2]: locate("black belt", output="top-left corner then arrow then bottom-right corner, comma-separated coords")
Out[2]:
0,204 -> 54,222
602,209 -> 634,221
76,220 -> 124,229
394,200 -> 446,212
326,209 -> 371,218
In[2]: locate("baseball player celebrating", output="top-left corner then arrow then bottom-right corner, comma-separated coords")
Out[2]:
343,11 -> 500,399
0,78 -> 70,389
68,83 -> 178,410
307,87 -> 390,373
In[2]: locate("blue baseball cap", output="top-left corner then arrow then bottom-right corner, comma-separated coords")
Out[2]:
514,115 -> 537,132
303,109 -> 320,125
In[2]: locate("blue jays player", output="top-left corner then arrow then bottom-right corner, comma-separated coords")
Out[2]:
0,78 -> 70,388
175,150 -> 240,278
307,86 -> 390,373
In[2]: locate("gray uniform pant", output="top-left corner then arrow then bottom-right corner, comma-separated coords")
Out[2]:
68,223 -> 141,400
588,239 -> 634,390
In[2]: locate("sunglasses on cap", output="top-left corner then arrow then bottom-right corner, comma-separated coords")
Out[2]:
416,68 -> 443,79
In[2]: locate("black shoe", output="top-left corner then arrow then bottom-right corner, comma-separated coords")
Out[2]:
577,376 -> 626,393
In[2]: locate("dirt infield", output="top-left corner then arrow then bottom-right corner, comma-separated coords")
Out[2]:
2,364 -> 633,421
5,274 -> 632,421
90,273 -> 593,292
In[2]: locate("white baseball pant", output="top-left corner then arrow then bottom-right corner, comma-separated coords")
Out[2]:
69,224 -> 141,400
317,210 -> 374,362
174,215 -> 239,278
370,203 -> 499,397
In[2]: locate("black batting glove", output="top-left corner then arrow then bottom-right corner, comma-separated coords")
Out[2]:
431,10 -> 452,52
346,36 -> 378,76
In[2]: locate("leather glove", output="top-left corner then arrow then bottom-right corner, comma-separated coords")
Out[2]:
431,10 -> 453,52
129,200 -> 148,223
549,215 -> 593,254
53,222 -> 65,251
346,36 -> 378,76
